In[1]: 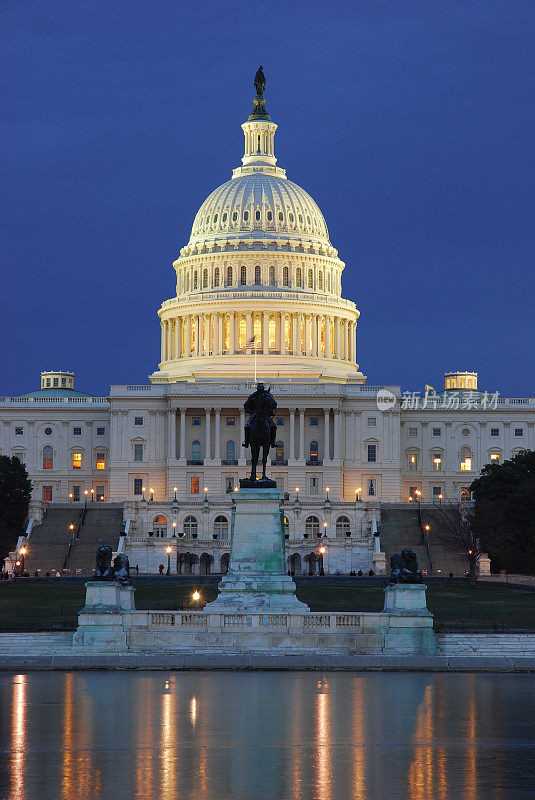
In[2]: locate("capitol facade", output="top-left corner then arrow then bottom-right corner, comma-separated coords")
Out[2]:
2,77 -> 534,575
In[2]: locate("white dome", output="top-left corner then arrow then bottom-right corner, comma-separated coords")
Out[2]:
188,172 -> 331,250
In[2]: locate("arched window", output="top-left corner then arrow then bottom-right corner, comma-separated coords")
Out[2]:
194,271 -> 198,289
305,516 -> 320,538
240,265 -> 247,285
153,515 -> 167,538
226,266 -> 233,286
296,267 -> 302,288
269,265 -> 275,286
203,269 -> 208,288
184,516 -> 197,538
254,265 -> 261,285
283,266 -> 289,286
239,318 -> 246,348
309,440 -> 319,463
318,271 -> 323,290
308,269 -> 313,289
255,209 -> 261,221
275,441 -> 284,463
214,267 -> 220,286
336,516 -> 351,538
214,515 -> 229,540
225,440 -> 236,462
43,445 -> 53,470
253,316 -> 262,348
191,440 -> 201,462
460,446 -> 472,471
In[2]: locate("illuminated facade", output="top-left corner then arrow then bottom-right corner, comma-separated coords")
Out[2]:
1,85 -> 534,574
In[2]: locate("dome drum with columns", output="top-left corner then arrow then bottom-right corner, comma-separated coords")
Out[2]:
150,72 -> 365,385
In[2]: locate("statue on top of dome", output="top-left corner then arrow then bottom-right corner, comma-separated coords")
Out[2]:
254,65 -> 266,96
249,66 -> 270,122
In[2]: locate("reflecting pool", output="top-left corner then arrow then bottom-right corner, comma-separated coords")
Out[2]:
1,671 -> 534,800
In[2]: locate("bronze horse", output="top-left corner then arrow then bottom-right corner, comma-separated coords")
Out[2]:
243,383 -> 277,483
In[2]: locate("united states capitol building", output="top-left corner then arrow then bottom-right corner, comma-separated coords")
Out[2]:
2,76 -> 534,575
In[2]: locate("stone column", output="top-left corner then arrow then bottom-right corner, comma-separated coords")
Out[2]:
335,317 -> 341,359
289,408 -> 296,461
217,314 -> 223,355
185,316 -> 191,357
280,312 -> 286,355
333,409 -> 341,461
325,316 -> 331,358
167,411 -> 176,461
205,408 -> 211,461
298,408 -> 305,461
262,311 -> 269,354
323,408 -> 330,462
312,314 -> 318,356
292,313 -> 297,354
246,311 -> 253,344
160,322 -> 165,363
297,314 -> 304,355
179,409 -> 186,462
214,408 -> 221,462
229,311 -> 235,353
305,316 -> 311,356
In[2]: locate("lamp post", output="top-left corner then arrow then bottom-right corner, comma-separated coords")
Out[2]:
322,521 -> 328,538
172,521 -> 177,537
84,489 -> 89,503
355,486 -> 362,502
68,492 -> 73,502
173,486 -> 178,502
149,488 -> 154,502
90,488 -> 95,502
19,547 -> 26,573
438,493 -> 443,506
166,545 -> 172,575
141,486 -> 146,502
192,590 -> 201,610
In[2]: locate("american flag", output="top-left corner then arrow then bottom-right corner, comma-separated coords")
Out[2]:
237,336 -> 257,354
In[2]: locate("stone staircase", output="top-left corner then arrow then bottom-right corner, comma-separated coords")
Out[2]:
378,508 -> 432,574
24,508 -> 83,574
64,506 -> 124,575
437,633 -> 535,656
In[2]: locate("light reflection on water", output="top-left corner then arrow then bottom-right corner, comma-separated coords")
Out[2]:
1,671 -> 534,800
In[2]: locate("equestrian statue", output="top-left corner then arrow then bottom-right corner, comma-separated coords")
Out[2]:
241,383 -> 277,486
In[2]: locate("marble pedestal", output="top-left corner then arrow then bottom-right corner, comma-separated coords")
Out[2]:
73,581 -> 135,649
205,488 -> 309,613
382,583 -> 437,653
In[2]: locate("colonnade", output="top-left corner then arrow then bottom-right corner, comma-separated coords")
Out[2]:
176,262 -> 342,296
161,311 -> 357,364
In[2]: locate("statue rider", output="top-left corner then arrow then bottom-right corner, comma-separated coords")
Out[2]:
242,383 -> 277,449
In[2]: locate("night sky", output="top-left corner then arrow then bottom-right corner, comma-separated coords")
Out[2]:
3,1 -> 534,397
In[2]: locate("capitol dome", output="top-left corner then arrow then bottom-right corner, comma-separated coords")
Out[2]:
151,71 -> 365,385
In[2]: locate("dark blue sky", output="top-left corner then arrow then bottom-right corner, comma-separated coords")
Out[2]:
3,1 -> 534,397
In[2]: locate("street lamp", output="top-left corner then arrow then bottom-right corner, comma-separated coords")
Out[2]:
90,488 -> 95,502
323,521 -> 328,538
424,524 -> 430,532
319,545 -> 326,555
173,486 -> 178,501
68,492 -> 73,502
166,545 -> 172,575
192,590 -> 201,610
438,493 -> 443,505
149,488 -> 154,501
84,490 -> 89,501
19,547 -> 26,573
141,486 -> 146,502
355,487 -> 362,502
172,521 -> 177,537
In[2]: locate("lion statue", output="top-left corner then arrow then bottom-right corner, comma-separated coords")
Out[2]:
388,547 -> 424,585
113,553 -> 130,585
95,545 -> 114,579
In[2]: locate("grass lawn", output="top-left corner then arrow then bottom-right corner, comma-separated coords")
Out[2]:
0,581 -> 534,633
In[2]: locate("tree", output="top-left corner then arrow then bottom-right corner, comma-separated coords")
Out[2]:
426,503 -> 482,581
470,449 -> 535,574
0,456 -> 33,561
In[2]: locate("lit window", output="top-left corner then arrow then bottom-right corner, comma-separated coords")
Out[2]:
367,479 -> 376,497
408,427 -> 418,437
73,427 -> 82,436
133,478 -> 143,496
490,428 -> 499,437
190,477 -> 200,495
432,427 -> 441,437
367,444 -> 377,462
268,318 -> 276,349
490,453 -> 500,463
134,444 -> 143,461
15,427 -> 23,435
275,441 -> 284,463
409,453 -> 417,471
43,446 -> 53,470
42,486 -> 53,502
460,447 -> 472,471
433,455 -> 442,471
96,487 -> 105,502
239,318 -> 246,348
72,452 -> 82,470
226,416 -> 235,426
134,417 -> 144,426
97,427 -> 105,436
96,453 -> 105,470
309,441 -> 319,463
460,487 -> 471,502
367,417 -> 376,427
224,317 -> 230,350
254,316 -> 262,347
515,428 -> 523,437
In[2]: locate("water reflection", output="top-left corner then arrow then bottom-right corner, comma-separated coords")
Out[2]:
1,672 -> 534,800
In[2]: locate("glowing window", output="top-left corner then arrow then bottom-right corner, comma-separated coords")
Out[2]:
285,318 -> 291,351
224,317 -> 230,350
96,453 -> 105,470
43,446 -> 53,470
460,447 -> 472,471
320,321 -> 325,353
254,317 -> 262,347
190,479 -> 199,496
409,453 -> 417,470
309,441 -> 319,463
275,441 -> 284,463
239,318 -> 246,348
72,452 -> 82,470
266,318 -> 275,349
490,453 -> 500,462
433,455 -> 442,471
42,486 -> 52,502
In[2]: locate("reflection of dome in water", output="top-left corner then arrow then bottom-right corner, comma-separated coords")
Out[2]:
151,75 -> 365,385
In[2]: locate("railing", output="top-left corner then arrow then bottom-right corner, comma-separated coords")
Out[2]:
143,611 -> 367,631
